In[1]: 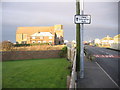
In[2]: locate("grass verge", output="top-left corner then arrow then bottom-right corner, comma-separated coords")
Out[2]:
2,58 -> 70,88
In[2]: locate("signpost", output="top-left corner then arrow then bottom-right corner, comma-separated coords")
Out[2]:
74,15 -> 91,24
75,0 -> 91,79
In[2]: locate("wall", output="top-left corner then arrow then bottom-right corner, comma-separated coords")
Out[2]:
1,50 -> 61,61
110,43 -> 120,50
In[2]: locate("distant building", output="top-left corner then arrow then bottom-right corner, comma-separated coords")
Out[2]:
113,34 -> 120,44
110,34 -> 120,50
64,40 -> 69,44
16,25 -> 64,45
101,35 -> 114,47
94,38 -> 101,45
72,40 -> 76,44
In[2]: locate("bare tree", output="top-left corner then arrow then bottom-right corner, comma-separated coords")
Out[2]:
1,41 -> 14,51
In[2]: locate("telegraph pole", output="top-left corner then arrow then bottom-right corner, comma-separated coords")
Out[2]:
76,0 -> 80,72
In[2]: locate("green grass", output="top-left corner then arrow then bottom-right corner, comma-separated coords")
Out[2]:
2,58 -> 70,88
0,62 -> 2,89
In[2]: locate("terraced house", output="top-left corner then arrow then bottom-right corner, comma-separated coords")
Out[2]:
16,25 -> 64,45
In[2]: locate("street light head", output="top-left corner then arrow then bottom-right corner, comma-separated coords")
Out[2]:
80,0 -> 84,11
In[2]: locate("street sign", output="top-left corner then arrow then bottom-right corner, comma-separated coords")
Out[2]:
74,15 -> 91,24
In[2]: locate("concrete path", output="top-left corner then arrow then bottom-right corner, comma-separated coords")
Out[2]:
77,58 -> 119,89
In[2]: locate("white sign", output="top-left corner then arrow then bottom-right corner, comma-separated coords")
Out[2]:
74,15 -> 91,24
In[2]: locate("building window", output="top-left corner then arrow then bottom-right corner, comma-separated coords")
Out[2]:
40,36 -> 44,39
43,41 -> 46,43
38,41 -> 41,43
32,41 -> 36,43
32,37 -> 35,39
49,36 -> 52,39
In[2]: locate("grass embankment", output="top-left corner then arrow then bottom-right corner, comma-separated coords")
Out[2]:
2,58 -> 70,88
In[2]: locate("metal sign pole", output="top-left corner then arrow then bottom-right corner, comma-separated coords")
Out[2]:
80,0 -> 84,78
75,0 -> 91,79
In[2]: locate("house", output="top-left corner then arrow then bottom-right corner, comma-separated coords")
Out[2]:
16,25 -> 64,45
113,34 -> 120,44
110,34 -> 120,50
101,35 -> 114,47
94,38 -> 101,45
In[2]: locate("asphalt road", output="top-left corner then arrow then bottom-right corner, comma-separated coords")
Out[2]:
85,45 -> 120,87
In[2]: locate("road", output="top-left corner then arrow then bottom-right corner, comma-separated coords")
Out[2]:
85,45 -> 120,87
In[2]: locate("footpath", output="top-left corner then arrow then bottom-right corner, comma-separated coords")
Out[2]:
77,57 -> 119,89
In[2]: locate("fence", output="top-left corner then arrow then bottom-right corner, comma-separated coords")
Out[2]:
67,47 -> 77,89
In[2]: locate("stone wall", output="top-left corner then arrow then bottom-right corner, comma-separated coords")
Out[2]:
1,50 -> 61,61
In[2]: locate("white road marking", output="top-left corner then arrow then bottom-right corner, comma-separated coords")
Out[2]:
93,55 -> 120,58
95,62 -> 120,88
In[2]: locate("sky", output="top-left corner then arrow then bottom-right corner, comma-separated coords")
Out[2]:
1,1 -> 119,43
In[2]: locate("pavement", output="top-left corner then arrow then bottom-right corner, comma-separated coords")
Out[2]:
77,57 -> 119,89
84,45 -> 119,86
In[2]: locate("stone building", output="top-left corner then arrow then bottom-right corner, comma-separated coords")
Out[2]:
16,25 -> 64,45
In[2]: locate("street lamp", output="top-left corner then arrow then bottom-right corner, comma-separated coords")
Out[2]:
75,0 -> 91,79
80,0 -> 84,79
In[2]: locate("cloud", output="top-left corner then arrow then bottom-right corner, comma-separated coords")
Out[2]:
1,0 -> 119,2
2,2 -> 75,26
2,2 -> 118,42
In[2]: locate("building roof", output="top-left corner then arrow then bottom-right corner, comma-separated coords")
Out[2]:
114,34 -> 120,38
101,35 -> 113,40
31,32 -> 54,37
16,26 -> 54,35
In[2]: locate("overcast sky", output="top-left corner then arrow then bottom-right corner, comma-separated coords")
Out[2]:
1,1 -> 119,43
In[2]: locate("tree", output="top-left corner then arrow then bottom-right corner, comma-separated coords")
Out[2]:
1,41 -> 13,51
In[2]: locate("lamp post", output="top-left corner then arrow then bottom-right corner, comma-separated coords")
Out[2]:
76,0 -> 84,79
75,0 -> 91,79
80,0 -> 84,78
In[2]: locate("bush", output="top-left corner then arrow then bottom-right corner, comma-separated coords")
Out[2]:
1,41 -> 13,51
14,43 -> 50,47
59,46 -> 67,58
14,44 -> 30,47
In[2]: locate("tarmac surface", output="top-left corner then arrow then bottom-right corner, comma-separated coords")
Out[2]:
77,57 -> 119,89
84,45 -> 119,86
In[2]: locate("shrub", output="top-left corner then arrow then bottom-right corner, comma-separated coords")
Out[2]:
14,44 -> 30,47
59,46 -> 67,58
1,41 -> 13,51
14,43 -> 50,47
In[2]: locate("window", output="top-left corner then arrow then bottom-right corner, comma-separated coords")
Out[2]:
40,37 -> 43,39
32,37 -> 35,39
49,36 -> 52,39
49,41 -> 52,44
38,41 -> 41,43
32,41 -> 36,43
43,41 -> 46,43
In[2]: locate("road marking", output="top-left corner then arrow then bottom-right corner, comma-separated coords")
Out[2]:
93,55 -> 120,58
95,62 -> 120,88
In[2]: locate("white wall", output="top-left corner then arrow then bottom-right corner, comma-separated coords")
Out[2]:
110,43 -> 120,50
